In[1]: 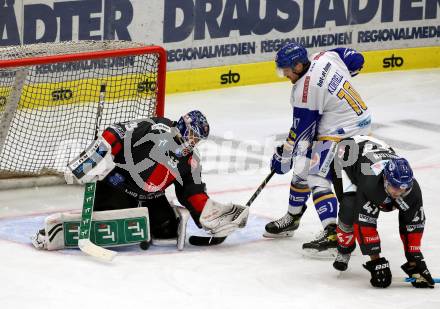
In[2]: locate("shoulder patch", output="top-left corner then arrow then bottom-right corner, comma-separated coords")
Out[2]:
302,76 -> 310,103
313,52 -> 325,60
317,62 -> 332,87
108,124 -> 126,139
370,160 -> 388,176
395,197 -> 410,211
152,123 -> 171,132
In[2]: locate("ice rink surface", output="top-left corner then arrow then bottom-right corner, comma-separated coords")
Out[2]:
1,69 -> 440,309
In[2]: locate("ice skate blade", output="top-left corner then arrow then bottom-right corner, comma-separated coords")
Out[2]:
262,231 -> 295,238
151,238 -> 177,246
302,248 -> 337,260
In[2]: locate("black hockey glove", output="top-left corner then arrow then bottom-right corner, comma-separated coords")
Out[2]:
401,260 -> 435,288
363,257 -> 392,288
271,145 -> 293,174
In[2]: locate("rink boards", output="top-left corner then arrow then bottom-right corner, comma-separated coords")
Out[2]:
1,46 -> 439,112
0,73 -> 158,111
167,46 -> 440,93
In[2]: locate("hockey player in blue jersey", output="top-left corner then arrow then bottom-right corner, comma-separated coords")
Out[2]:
264,43 -> 369,257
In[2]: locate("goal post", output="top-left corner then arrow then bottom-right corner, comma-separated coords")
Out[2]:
0,41 -> 166,189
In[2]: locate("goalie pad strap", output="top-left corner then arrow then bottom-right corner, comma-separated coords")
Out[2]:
102,129 -> 123,156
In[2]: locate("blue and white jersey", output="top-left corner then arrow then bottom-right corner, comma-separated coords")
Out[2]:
287,51 -> 371,151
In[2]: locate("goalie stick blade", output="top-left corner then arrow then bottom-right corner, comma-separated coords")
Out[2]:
188,235 -> 227,246
78,239 -> 117,262
188,172 -> 275,247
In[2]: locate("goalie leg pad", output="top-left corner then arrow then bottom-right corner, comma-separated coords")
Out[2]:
200,199 -> 249,237
31,208 -> 150,251
149,205 -> 190,251
175,206 -> 190,251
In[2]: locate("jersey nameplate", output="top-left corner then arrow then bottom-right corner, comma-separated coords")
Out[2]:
152,123 -> 171,132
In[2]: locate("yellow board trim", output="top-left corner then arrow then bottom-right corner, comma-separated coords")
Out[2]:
167,46 -> 440,94
0,73 -> 157,110
2,46 -> 438,111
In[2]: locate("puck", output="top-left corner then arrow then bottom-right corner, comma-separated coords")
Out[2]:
139,241 -> 150,250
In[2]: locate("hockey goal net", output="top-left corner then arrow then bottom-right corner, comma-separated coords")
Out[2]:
0,41 -> 166,186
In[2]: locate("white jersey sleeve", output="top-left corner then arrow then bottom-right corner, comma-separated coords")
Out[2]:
287,51 -> 371,150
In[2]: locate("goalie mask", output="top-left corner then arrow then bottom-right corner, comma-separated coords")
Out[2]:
176,110 -> 210,150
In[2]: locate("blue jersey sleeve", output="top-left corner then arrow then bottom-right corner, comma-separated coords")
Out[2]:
330,48 -> 364,77
286,107 -> 321,153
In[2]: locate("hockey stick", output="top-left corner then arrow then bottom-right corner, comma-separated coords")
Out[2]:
77,84 -> 117,262
402,277 -> 440,283
189,170 -> 276,246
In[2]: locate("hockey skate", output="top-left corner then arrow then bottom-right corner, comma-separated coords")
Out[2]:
263,207 -> 306,238
31,229 -> 47,250
302,224 -> 337,259
333,251 -> 351,271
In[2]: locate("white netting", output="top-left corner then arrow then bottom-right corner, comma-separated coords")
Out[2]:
0,41 -> 146,61
0,41 -> 165,178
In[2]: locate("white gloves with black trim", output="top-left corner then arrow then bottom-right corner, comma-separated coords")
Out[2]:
199,199 -> 249,237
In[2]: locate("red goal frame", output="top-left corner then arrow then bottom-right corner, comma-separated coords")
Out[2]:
0,45 -> 167,116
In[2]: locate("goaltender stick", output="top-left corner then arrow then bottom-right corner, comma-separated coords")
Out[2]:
32,110 -> 249,251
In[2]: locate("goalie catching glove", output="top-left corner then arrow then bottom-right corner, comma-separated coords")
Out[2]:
65,136 -> 115,184
199,199 -> 249,237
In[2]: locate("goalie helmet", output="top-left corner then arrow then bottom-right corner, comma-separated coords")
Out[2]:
275,42 -> 309,69
383,157 -> 414,190
176,110 -> 210,145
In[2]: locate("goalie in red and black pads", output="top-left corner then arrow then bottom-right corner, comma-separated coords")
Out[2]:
32,111 -> 249,251
93,111 -> 211,240
332,135 -> 435,288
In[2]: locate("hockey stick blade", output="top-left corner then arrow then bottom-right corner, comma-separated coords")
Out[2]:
189,171 -> 275,247
78,239 -> 117,262
188,235 -> 226,246
401,277 -> 440,283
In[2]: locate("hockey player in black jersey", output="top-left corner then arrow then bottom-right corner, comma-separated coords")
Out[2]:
332,135 -> 435,288
32,111 -> 249,251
